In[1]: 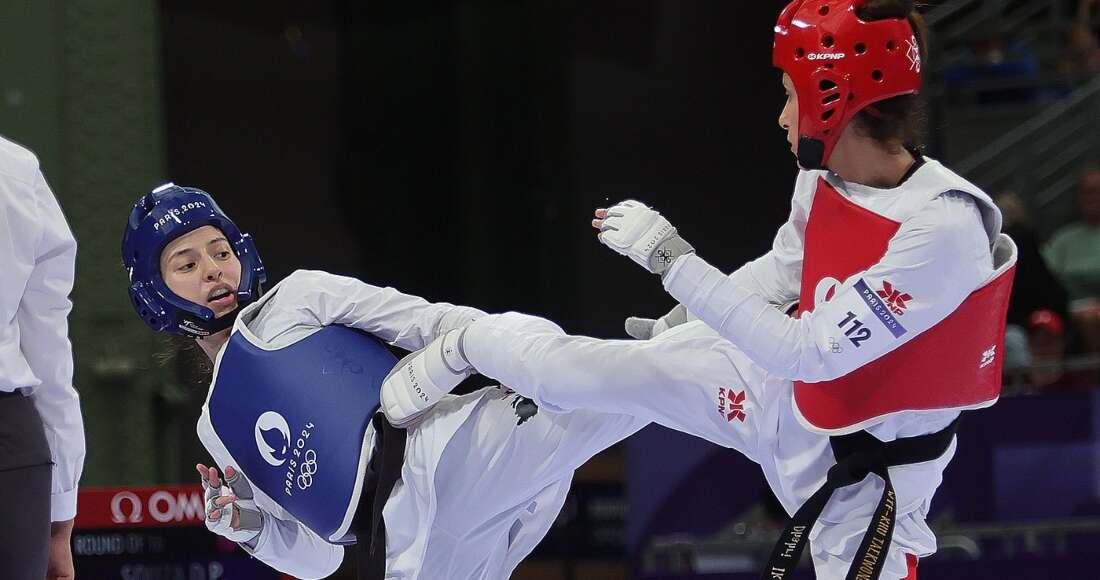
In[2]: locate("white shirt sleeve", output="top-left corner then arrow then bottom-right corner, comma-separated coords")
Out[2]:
663,192 -> 993,383
723,171 -> 812,306
12,169 -> 85,522
240,512 -> 345,580
263,269 -> 487,350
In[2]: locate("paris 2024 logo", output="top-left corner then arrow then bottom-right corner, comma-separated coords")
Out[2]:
255,411 -> 291,467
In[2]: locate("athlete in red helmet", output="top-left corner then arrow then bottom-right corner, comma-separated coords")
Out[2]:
585,1 -> 1019,577
772,0 -> 923,171
379,1 -> 1018,578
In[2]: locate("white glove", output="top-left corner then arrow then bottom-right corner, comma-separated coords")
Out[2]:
381,328 -> 473,427
597,200 -> 694,276
625,304 -> 692,339
198,464 -> 264,544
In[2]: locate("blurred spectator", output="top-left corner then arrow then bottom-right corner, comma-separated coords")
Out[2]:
1025,309 -> 1069,386
1058,0 -> 1100,80
995,192 -> 1071,372
1044,167 -> 1100,354
1002,324 -> 1031,369
997,192 -> 1071,325
943,27 -> 1040,103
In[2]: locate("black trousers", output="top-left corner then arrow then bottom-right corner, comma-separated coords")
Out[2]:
0,391 -> 52,580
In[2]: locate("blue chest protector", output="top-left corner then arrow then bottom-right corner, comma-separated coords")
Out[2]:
208,325 -> 398,544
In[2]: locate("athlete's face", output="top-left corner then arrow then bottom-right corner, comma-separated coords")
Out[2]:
160,225 -> 242,318
778,73 -> 799,157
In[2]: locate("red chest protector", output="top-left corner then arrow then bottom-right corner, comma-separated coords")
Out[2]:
793,178 -> 1016,434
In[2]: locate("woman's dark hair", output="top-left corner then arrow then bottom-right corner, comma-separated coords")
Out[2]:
156,334 -> 214,387
853,0 -> 929,152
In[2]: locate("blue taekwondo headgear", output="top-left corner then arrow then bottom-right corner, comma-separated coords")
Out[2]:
121,183 -> 267,337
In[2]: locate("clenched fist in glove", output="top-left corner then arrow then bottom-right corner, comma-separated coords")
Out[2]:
198,464 -> 264,544
593,200 -> 694,276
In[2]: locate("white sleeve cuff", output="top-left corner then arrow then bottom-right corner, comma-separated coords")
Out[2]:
51,487 -> 78,522
662,252 -> 696,291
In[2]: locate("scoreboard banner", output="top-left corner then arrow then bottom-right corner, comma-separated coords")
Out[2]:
74,485 -> 290,580
76,484 -> 206,529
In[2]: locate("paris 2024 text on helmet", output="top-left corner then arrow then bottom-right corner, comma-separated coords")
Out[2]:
121,183 -> 266,337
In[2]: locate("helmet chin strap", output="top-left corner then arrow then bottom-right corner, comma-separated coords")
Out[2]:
797,137 -> 827,170
178,305 -> 242,339
204,308 -> 240,335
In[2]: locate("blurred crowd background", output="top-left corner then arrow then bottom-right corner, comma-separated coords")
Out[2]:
1,0 -> 1099,578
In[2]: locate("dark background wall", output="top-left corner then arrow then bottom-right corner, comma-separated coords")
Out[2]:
160,0 -> 796,339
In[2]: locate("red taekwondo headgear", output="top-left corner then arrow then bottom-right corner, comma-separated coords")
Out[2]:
773,0 -> 922,169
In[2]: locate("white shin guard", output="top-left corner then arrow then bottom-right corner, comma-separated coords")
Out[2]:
381,329 -> 473,427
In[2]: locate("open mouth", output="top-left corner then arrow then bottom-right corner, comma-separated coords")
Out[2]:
207,287 -> 236,308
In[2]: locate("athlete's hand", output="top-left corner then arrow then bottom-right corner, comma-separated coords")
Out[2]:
593,200 -> 694,276
46,519 -> 74,580
625,304 -> 691,339
198,464 -> 264,543
380,329 -> 474,427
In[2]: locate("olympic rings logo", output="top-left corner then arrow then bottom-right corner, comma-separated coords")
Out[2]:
296,449 -> 318,490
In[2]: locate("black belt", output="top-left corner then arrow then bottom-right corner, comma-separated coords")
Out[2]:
0,390 -> 21,399
351,413 -> 407,580
761,418 -> 959,580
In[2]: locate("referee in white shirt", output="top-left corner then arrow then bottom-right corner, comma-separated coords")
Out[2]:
0,135 -> 85,580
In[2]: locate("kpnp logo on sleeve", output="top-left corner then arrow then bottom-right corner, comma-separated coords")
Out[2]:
875,281 -> 912,316
717,387 -> 747,423
853,279 -> 908,338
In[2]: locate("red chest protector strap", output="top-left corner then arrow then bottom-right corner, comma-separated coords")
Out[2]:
793,179 -> 1015,434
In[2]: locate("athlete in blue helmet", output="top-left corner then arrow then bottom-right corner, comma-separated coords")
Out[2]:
121,184 -> 647,580
123,183 -> 266,338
